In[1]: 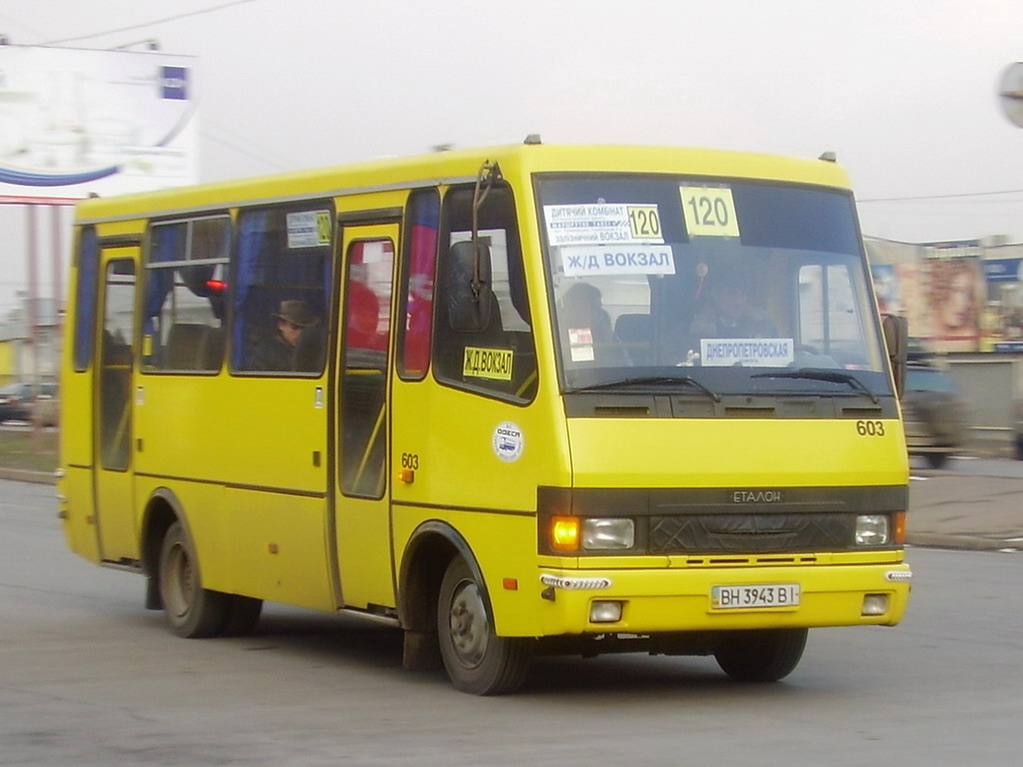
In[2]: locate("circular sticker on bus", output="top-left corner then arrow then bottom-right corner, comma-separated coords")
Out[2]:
492,421 -> 524,463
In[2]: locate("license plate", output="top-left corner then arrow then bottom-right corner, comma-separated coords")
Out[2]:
711,583 -> 801,610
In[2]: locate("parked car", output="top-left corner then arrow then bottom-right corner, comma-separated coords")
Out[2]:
0,382 -> 59,425
902,362 -> 968,469
0,383 -> 33,423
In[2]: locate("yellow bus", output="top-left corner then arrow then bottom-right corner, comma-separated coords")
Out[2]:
59,142 -> 912,694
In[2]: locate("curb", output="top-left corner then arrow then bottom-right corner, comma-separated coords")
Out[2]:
0,468 -> 56,485
906,533 -> 1021,552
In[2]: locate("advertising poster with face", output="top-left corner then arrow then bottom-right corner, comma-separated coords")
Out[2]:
925,257 -> 984,351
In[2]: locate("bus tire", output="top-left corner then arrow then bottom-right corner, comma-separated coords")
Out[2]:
219,595 -> 263,637
714,628 -> 808,682
158,521 -> 228,638
437,557 -> 531,695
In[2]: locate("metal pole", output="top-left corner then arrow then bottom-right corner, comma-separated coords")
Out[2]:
26,204 -> 40,445
51,205 -> 64,370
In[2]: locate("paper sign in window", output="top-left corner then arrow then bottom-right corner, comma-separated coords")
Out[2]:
463,346 -> 514,380
680,187 -> 740,238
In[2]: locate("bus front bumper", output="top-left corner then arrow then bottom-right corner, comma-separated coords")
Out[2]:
529,560 -> 912,636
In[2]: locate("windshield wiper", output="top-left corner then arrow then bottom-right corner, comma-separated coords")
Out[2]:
751,368 -> 878,403
569,375 -> 721,402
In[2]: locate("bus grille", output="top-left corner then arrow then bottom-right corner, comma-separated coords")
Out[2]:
648,513 -> 854,553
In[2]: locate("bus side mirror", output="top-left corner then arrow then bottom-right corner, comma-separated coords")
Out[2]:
882,313 -> 908,399
446,240 -> 495,332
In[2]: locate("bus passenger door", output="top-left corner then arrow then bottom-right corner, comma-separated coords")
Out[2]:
333,224 -> 398,610
94,253 -> 139,563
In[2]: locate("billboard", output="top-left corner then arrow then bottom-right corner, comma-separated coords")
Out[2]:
872,252 -> 1023,354
0,45 -> 197,200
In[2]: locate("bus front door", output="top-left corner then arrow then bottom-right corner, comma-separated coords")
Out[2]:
333,224 -> 398,610
94,253 -> 139,564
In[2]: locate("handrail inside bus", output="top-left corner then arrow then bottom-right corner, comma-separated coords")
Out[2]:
352,403 -> 386,495
515,369 -> 538,399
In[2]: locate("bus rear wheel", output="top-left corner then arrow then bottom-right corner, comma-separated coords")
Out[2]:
714,628 -> 808,682
158,521 -> 229,638
437,557 -> 531,695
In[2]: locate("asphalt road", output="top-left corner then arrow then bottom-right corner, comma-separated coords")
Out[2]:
2,479 -> 1021,766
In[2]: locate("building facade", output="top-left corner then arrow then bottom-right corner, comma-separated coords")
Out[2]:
0,296 -> 61,387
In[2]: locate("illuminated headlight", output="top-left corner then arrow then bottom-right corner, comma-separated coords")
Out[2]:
855,514 -> 890,546
582,518 -> 635,550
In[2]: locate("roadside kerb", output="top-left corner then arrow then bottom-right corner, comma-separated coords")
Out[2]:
0,468 -> 56,485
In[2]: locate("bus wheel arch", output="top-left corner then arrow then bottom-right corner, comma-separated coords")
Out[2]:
436,556 -> 532,695
140,489 -> 184,585
139,488 -> 230,638
397,522 -> 463,670
138,486 -> 186,593
397,522 -> 488,673
398,521 -> 531,694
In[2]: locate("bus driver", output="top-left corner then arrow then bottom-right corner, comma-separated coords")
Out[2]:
688,265 -> 776,339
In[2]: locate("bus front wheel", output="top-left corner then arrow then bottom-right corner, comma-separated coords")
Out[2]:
714,628 -> 808,682
437,557 -> 531,695
158,521 -> 228,638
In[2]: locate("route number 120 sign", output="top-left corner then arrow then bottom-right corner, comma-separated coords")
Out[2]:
680,186 -> 740,238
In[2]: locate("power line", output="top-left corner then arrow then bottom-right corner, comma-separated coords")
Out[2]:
202,118 -> 299,171
37,0 -> 257,46
859,188 -> 1023,204
200,129 -> 294,173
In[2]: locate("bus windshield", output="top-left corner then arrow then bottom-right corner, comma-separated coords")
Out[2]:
538,174 -> 893,399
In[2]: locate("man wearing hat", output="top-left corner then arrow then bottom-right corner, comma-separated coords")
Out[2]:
251,299 -> 321,371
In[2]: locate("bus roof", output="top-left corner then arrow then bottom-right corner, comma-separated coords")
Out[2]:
73,143 -> 853,224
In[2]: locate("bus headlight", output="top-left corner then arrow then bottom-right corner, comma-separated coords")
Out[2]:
582,518 -> 635,550
855,514 -> 890,546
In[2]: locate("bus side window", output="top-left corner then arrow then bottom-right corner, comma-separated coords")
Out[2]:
433,185 -> 538,402
397,188 -> 439,380
230,205 -> 332,375
73,226 -> 100,372
143,218 -> 229,373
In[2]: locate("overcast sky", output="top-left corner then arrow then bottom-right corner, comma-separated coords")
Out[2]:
2,0 -> 1022,312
